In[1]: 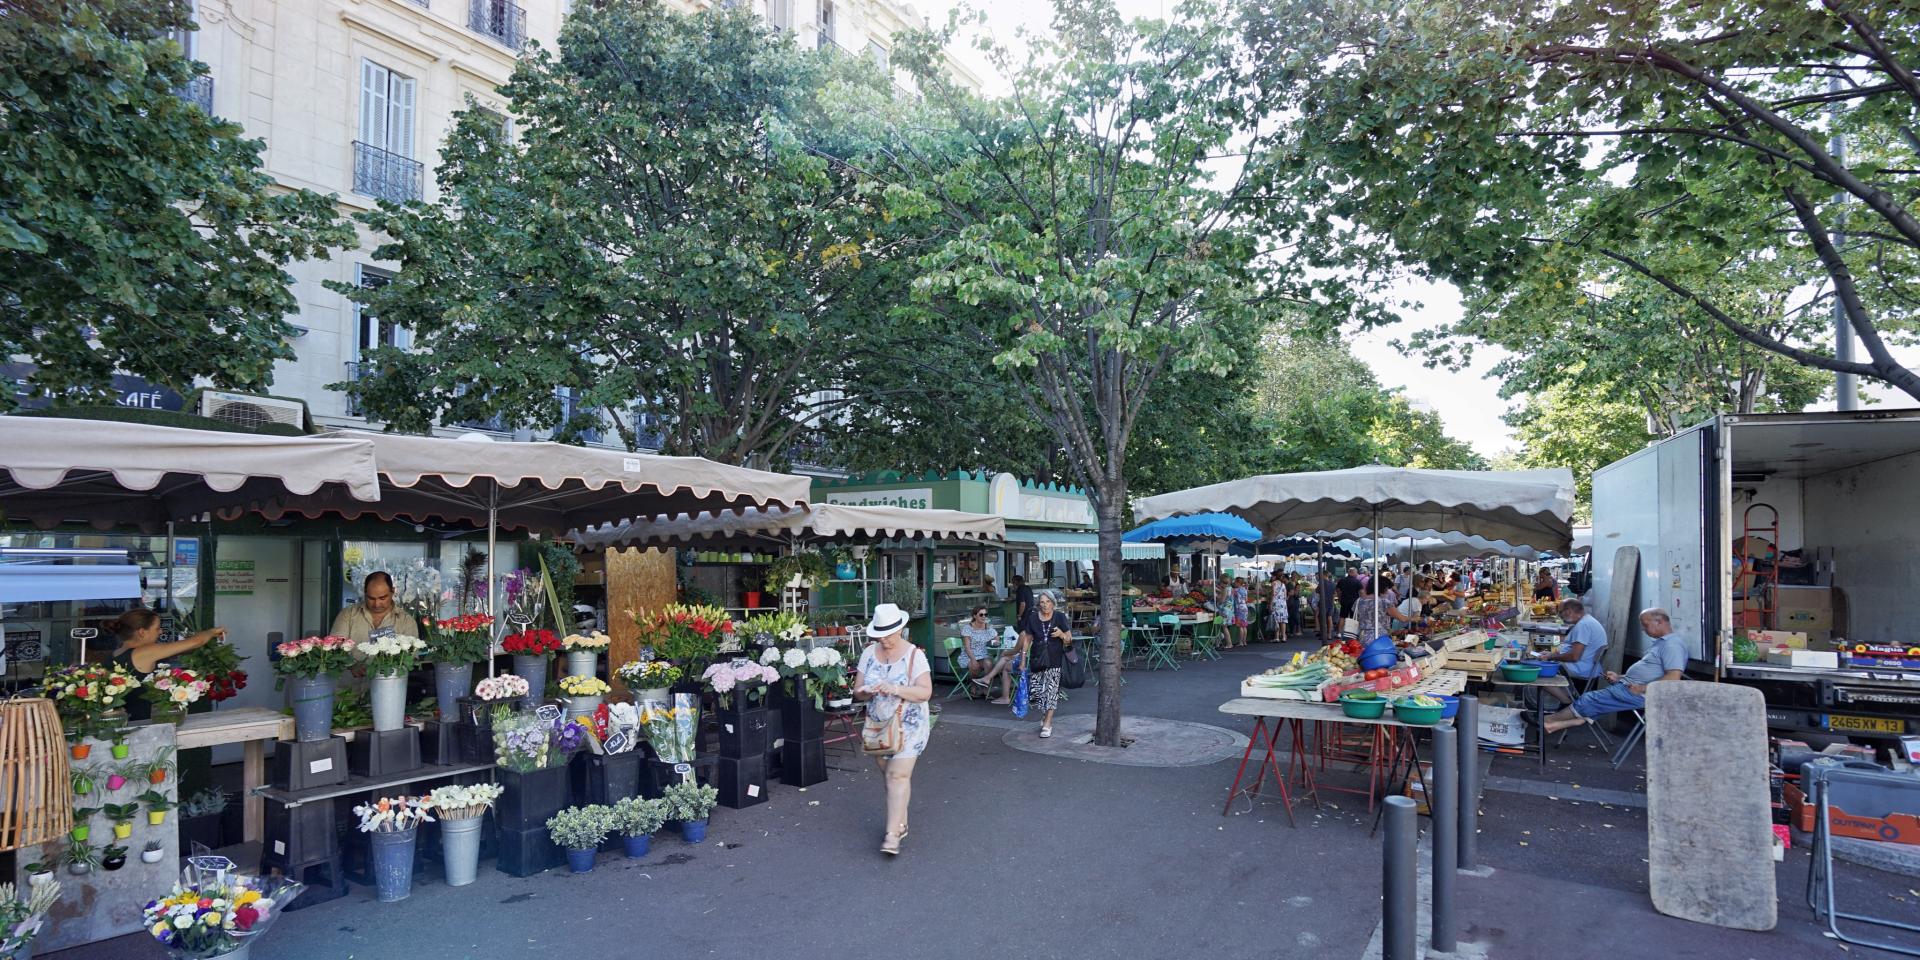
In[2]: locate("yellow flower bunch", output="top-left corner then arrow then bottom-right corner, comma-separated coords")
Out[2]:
557,675 -> 610,696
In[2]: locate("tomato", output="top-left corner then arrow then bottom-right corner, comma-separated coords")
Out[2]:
1364,668 -> 1387,681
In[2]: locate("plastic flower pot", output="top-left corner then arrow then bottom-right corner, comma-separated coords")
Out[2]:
112,823 -> 132,840
141,847 -> 165,864
565,848 -> 597,873
67,862 -> 90,876
147,811 -> 168,826
70,825 -> 89,842
622,834 -> 651,858
679,819 -> 708,843
287,675 -> 337,742
110,744 -> 129,760
563,650 -> 598,679
369,827 -> 418,903
369,671 -> 407,732
69,744 -> 90,760
434,661 -> 473,721
105,774 -> 126,791
102,852 -> 127,871
440,815 -> 484,887
149,769 -> 167,785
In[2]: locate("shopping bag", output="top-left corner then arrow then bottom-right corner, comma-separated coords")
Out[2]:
1012,655 -> 1030,719
1060,648 -> 1088,689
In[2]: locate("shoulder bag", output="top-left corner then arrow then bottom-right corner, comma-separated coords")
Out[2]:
860,652 -> 908,755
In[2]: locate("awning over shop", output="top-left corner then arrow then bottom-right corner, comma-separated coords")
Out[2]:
1004,530 -> 1165,563
0,564 -> 141,603
571,503 -> 1005,550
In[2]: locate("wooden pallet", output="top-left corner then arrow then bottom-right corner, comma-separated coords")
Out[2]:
1432,649 -> 1504,680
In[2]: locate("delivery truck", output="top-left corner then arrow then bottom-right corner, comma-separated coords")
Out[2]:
1590,409 -> 1920,742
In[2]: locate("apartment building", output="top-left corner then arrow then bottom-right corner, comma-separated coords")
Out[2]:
181,0 -> 977,444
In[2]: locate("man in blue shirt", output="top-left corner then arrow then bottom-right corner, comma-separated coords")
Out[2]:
1538,598 -> 1607,705
1543,607 -> 1688,735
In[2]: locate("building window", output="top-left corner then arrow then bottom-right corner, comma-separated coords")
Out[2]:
354,266 -> 409,358
766,0 -> 791,32
355,60 -> 423,202
816,0 -> 835,50
469,0 -> 527,50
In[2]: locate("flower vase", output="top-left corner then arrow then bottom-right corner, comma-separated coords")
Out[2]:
511,655 -> 548,707
439,815 -> 484,887
287,675 -> 337,742
563,695 -> 604,724
433,662 -> 473,722
635,687 -> 670,706
150,704 -> 186,726
369,671 -> 407,732
368,827 -> 418,902
563,650 -> 598,679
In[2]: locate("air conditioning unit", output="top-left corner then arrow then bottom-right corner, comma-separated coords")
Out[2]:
199,391 -> 308,430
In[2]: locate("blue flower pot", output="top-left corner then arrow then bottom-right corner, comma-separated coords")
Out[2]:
622,834 -> 652,858
834,562 -> 858,580
680,819 -> 708,843
566,848 -> 597,873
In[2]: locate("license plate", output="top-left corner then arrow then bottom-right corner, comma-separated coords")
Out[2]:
1826,714 -> 1906,734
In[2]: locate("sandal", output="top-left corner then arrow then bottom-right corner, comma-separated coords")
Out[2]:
1040,725 -> 1053,739
881,833 -> 902,856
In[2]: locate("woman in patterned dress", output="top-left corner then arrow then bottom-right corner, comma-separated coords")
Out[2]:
855,603 -> 932,856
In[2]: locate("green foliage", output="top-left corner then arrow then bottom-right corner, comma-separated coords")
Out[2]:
609,796 -> 668,838
539,544 -> 581,628
661,780 -> 718,822
1504,385 -> 1655,519
545,804 -> 614,851
0,0 -> 350,412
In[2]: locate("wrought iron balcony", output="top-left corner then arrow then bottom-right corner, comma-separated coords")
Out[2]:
469,0 -> 526,50
353,140 -> 423,203
176,74 -> 213,114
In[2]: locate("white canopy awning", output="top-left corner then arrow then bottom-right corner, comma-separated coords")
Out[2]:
572,503 -> 1005,550
1133,466 -> 1575,553
1334,531 -> 1542,562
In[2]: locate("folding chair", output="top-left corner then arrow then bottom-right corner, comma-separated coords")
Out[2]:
1609,709 -> 1646,769
1124,619 -> 1157,667
1551,671 -> 1614,751
1189,619 -> 1223,661
941,636 -> 983,701
1146,616 -> 1183,671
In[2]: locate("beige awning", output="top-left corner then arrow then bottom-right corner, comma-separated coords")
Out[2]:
295,432 -> 810,535
572,503 -> 1005,550
0,416 -> 381,530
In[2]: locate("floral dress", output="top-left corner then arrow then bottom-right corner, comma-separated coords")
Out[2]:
858,645 -> 931,760
1230,586 -> 1250,628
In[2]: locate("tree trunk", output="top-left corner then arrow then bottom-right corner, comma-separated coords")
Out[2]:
1093,487 -> 1127,748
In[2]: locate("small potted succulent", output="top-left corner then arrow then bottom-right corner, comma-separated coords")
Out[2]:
100,843 -> 128,871
68,806 -> 99,842
103,802 -> 138,840
545,804 -> 613,874
609,796 -> 667,858
140,839 -> 167,864
23,862 -> 53,887
140,790 -> 175,826
662,780 -> 718,843
61,837 -> 99,876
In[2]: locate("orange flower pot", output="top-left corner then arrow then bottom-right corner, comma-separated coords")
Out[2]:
148,770 -> 167,785
69,744 -> 90,760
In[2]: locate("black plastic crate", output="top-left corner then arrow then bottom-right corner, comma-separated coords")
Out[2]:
776,683 -> 826,741
780,737 -> 828,788
269,737 -> 348,792
263,797 -> 338,868
496,823 -> 561,878
569,751 -> 644,806
716,703 -> 771,758
281,854 -> 347,912
347,727 -> 422,778
497,764 -> 570,830
715,754 -> 767,810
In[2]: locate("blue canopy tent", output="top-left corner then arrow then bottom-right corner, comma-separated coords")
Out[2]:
1123,513 -> 1262,549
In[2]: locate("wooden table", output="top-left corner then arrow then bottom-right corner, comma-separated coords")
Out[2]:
176,708 -> 294,844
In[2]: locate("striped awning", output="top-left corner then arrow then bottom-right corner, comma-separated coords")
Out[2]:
1004,530 -> 1164,563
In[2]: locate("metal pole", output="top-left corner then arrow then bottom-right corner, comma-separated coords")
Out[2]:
1830,75 -> 1857,411
1432,721 -> 1459,953
1382,794 -> 1418,960
1456,694 -> 1480,869
486,488 -> 498,679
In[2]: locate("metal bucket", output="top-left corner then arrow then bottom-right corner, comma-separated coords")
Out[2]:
368,827 -> 418,902
287,675 -> 336,742
563,650 -> 598,679
439,815 -> 484,887
370,672 -> 407,732
433,662 -> 473,722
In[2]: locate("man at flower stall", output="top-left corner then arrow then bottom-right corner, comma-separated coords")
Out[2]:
329,571 -> 423,643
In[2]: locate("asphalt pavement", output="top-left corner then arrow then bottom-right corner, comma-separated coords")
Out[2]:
48,637 -> 1920,960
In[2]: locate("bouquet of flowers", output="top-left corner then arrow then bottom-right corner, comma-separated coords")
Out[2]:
46,662 -> 142,733
428,613 -> 493,665
615,660 -> 682,689
741,611 -> 809,648
700,660 -> 780,708
501,628 -> 562,659
474,674 -> 529,702
561,631 -> 611,651
357,633 -> 427,676
178,637 -> 247,702
630,604 -> 734,672
142,667 -> 212,719
0,881 -> 58,957
493,711 -> 552,772
557,675 -> 610,697
143,872 -> 301,958
640,694 -> 699,763
425,783 -> 503,821
550,716 -> 590,757
271,635 -> 356,681
352,795 -> 434,833
758,645 -> 848,708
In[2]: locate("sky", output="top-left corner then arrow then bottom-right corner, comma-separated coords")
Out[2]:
909,0 -> 1916,458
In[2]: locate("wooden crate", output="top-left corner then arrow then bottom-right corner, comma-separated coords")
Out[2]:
1403,670 -> 1469,696
1433,649 -> 1503,680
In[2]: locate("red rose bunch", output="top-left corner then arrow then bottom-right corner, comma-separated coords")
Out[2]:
501,628 -> 561,658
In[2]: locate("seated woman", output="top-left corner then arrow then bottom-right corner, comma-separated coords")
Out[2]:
955,607 -> 998,691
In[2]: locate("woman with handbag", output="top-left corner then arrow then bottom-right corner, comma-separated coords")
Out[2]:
1017,591 -> 1074,740
855,603 -> 932,856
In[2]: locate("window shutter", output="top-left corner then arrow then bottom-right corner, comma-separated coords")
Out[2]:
360,60 -> 390,149
389,74 -> 417,159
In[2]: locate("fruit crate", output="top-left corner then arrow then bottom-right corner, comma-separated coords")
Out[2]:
1433,649 -> 1503,680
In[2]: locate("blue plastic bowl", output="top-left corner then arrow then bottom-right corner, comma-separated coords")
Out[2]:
1524,660 -> 1562,679
1358,651 -> 1398,672
1436,695 -> 1460,720
1363,635 -> 1397,657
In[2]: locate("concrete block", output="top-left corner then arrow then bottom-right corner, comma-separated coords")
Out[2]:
1646,682 -> 1776,931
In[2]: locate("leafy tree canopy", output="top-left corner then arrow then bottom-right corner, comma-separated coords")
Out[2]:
0,0 -> 350,411
1503,382 -> 1653,517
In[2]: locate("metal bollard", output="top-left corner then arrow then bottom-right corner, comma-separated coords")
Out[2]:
1456,694 -> 1479,869
1383,795 -> 1418,960
1431,721 -> 1458,953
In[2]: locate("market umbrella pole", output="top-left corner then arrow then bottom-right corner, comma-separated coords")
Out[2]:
487,488 -> 498,678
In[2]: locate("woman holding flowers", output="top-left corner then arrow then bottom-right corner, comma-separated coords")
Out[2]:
107,609 -> 226,722
854,603 -> 931,856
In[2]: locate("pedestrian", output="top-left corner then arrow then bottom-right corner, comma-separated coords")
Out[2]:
1336,568 -> 1362,625
1017,591 -> 1075,740
1012,574 -> 1035,621
1268,576 -> 1289,642
854,603 -> 932,856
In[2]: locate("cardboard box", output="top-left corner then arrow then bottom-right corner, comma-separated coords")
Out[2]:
1746,630 -> 1809,650
1776,585 -> 1834,632
1765,649 -> 1840,669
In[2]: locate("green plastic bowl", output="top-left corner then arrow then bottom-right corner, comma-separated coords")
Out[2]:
1499,662 -> 1542,683
1392,699 -> 1445,725
1339,693 -> 1388,719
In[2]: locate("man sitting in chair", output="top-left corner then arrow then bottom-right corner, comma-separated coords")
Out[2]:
1542,608 -> 1687,735
1537,597 -> 1608,706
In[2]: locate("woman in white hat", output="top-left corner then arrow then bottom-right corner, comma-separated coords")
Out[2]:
854,602 -> 932,855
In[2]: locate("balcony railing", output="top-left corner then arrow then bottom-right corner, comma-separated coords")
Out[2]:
353,141 -> 424,203
342,361 -> 367,417
469,0 -> 526,50
176,74 -> 213,114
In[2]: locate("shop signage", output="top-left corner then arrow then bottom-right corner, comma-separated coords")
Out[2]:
173,538 -> 200,568
989,472 -> 1094,526
214,559 -> 256,596
2,362 -> 185,412
825,488 -> 933,510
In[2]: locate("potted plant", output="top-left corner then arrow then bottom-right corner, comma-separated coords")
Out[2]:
615,660 -> 681,704
427,613 -> 492,721
766,552 -> 834,590
68,806 -> 99,842
103,802 -> 138,840
559,630 -> 611,679
629,604 -> 732,680
176,788 -> 229,851
608,796 -> 667,859
140,839 -> 166,865
356,632 -> 426,733
501,628 -> 562,705
107,761 -> 139,793
138,746 -> 176,786
45,662 -> 142,759
699,661 -> 780,711
178,633 -> 249,703
556,675 -> 609,721
22,864 -> 52,888
140,790 -> 175,826
108,728 -> 132,760
100,843 -> 128,872
828,546 -> 859,580
0,876 -> 60,957
141,667 -> 211,725
424,783 -> 503,888
662,780 -> 718,843
70,765 -> 98,798
60,837 -> 98,876
274,634 -> 357,742
352,795 -> 433,903
740,569 -> 764,611
545,804 -> 612,874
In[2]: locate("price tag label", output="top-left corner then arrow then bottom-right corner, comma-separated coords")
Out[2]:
535,704 -> 563,724
507,613 -> 534,628
729,657 -> 750,670
310,758 -> 333,774
747,784 -> 760,798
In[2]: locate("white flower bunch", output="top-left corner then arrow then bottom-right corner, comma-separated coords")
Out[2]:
561,631 -> 612,651
782,647 -> 808,669
359,634 -> 426,658
759,646 -> 782,667
778,623 -> 807,643
426,783 -> 504,820
807,647 -> 843,669
475,674 -> 530,701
